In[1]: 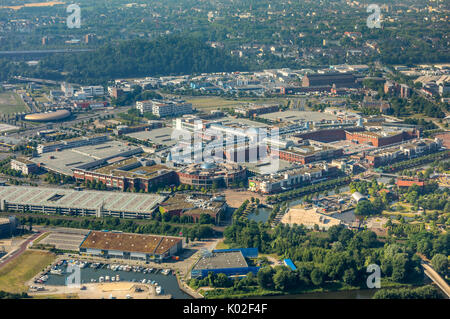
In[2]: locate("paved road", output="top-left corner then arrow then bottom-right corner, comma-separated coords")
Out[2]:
0,232 -> 41,270
421,260 -> 450,298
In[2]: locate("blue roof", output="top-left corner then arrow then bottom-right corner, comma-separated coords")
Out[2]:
283,259 -> 297,271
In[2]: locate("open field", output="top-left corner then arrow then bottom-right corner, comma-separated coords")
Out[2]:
214,240 -> 230,250
0,1 -> 65,10
0,92 -> 29,114
186,96 -> 288,111
0,250 -> 56,293
31,282 -> 170,299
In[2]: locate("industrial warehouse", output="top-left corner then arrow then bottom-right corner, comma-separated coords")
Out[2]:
191,248 -> 260,279
0,186 -> 165,219
79,231 -> 183,261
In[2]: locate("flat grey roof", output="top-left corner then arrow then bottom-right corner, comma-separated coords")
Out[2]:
126,127 -> 177,147
193,251 -> 248,270
259,110 -> 338,122
30,140 -> 142,175
0,186 -> 165,213
241,159 -> 295,174
217,116 -> 269,128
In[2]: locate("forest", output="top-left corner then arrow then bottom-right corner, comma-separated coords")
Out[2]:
32,36 -> 247,84
194,218 -> 449,298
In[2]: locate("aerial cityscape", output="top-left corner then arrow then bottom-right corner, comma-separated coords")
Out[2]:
0,0 -> 448,307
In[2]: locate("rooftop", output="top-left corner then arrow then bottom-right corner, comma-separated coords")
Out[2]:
80,231 -> 182,255
283,143 -> 337,156
160,194 -> 225,212
0,186 -> 164,213
13,157 -> 36,165
31,140 -> 143,175
193,251 -> 248,270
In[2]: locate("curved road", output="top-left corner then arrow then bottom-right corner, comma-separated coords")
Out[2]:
421,260 -> 450,298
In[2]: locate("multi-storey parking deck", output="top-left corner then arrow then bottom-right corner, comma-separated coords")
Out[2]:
0,186 -> 165,219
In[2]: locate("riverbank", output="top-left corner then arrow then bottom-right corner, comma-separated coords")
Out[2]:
201,280 -> 425,299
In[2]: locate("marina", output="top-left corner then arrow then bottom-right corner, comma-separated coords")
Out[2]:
36,260 -> 191,299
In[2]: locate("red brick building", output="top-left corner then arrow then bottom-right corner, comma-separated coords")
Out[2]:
272,146 -> 343,164
396,178 -> 425,188
345,130 -> 418,147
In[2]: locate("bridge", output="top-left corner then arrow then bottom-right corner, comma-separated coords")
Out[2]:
0,48 -> 94,58
421,260 -> 450,298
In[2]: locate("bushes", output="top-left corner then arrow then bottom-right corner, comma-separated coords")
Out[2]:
380,151 -> 450,173
0,291 -> 29,299
372,285 -> 441,299
17,215 -> 213,240
267,177 -> 351,204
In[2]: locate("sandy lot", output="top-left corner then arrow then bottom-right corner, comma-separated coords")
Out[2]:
31,282 -> 170,299
281,207 -> 341,230
222,189 -> 265,208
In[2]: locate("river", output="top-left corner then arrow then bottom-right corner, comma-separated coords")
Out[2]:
259,289 -> 379,299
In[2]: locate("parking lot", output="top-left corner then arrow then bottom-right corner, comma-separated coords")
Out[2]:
39,230 -> 89,251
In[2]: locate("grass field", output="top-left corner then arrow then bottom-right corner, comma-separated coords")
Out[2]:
214,241 -> 230,250
32,232 -> 51,246
0,92 -> 30,115
0,250 -> 56,293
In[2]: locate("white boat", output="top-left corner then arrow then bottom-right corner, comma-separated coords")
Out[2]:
141,279 -> 146,284
99,276 -> 104,282
115,275 -> 120,281
105,276 -> 110,281
155,286 -> 162,295
50,269 -> 63,275
162,269 -> 171,275
111,277 -> 115,282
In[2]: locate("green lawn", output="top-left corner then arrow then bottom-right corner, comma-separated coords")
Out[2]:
0,92 -> 30,115
0,250 -> 56,293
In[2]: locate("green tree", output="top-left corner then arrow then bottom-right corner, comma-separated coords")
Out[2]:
310,268 -> 324,286
431,254 -> 448,277
257,267 -> 274,289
